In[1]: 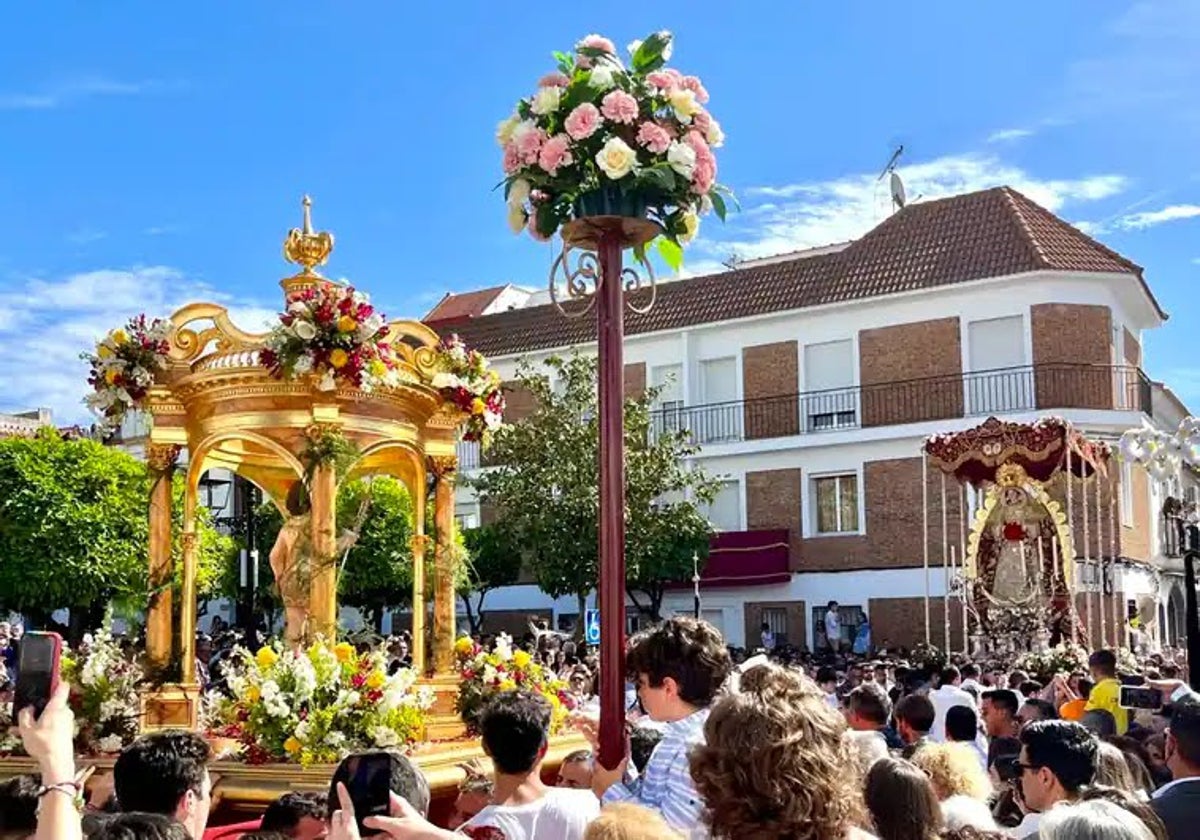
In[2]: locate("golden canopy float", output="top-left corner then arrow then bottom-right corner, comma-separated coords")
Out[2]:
92,197 -> 504,732
921,416 -> 1119,657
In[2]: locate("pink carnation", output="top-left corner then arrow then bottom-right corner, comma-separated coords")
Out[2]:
515,126 -> 547,164
538,72 -> 570,88
502,143 -> 521,174
635,122 -> 672,154
600,90 -> 639,125
692,110 -> 712,133
684,130 -> 712,160
681,76 -> 710,104
538,134 -> 574,176
578,34 -> 616,54
692,157 -> 716,194
564,103 -> 602,140
645,71 -> 677,92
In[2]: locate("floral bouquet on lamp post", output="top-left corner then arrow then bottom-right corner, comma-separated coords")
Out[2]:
499,31 -> 733,268
454,634 -> 572,734
82,315 -> 172,431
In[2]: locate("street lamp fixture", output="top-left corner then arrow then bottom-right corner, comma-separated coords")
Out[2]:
692,552 -> 701,620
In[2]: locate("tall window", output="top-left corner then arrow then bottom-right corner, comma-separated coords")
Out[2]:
697,357 -> 740,442
803,340 -> 856,431
650,363 -> 684,438
703,480 -> 742,532
966,316 -> 1030,414
814,474 -> 859,534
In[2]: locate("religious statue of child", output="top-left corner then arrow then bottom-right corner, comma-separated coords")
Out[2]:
269,482 -> 360,647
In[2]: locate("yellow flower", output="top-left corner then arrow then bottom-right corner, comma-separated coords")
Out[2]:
369,359 -> 386,377
330,348 -> 349,369
455,637 -> 475,655
255,647 -> 278,670
337,315 -> 357,333
245,685 -> 261,704
334,642 -> 355,663
511,650 -> 531,669
97,345 -> 114,360
366,670 -> 386,690
104,369 -> 119,385
110,328 -> 129,346
284,736 -> 303,755
471,397 -> 486,415
499,679 -> 517,692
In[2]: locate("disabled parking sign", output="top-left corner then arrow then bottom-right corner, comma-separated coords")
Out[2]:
584,609 -> 601,645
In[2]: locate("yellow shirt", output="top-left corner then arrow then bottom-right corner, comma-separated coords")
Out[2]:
1085,677 -> 1128,735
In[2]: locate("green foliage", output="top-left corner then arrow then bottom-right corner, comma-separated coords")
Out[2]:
459,523 -> 524,633
470,354 -> 720,620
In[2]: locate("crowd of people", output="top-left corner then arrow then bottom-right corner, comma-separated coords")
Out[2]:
1,616 -> 1198,840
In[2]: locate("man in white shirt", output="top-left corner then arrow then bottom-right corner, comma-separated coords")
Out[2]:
824,601 -> 842,653
759,622 -> 775,652
929,665 -> 976,743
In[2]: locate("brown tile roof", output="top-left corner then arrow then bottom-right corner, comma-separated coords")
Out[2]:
434,187 -> 1164,357
423,285 -> 510,323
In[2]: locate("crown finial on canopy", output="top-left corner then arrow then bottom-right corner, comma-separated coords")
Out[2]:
283,195 -> 334,277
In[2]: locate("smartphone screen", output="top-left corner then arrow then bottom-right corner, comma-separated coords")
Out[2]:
345,752 -> 393,835
13,632 -> 62,719
1119,685 -> 1162,710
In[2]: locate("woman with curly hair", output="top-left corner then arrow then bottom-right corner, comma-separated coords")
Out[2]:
689,663 -> 873,839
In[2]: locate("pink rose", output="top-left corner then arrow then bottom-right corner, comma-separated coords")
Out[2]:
515,126 -> 547,164
600,90 -> 639,125
502,143 -> 521,174
692,110 -> 712,133
692,158 -> 716,194
538,134 -> 574,176
564,103 -> 602,140
635,122 -> 672,154
537,72 -> 570,88
684,130 -> 712,160
528,213 -> 552,242
645,71 -> 677,92
681,76 -> 710,104
578,34 -> 616,54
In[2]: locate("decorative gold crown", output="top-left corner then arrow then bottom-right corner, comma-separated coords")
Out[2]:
283,195 -> 334,276
995,462 -> 1029,487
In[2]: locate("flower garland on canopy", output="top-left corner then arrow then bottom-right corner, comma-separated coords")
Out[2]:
82,315 -> 172,431
260,284 -> 401,392
454,634 -> 571,733
432,334 -> 505,445
206,642 -> 432,766
499,31 -> 733,268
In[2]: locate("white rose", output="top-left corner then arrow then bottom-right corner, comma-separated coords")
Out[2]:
667,141 -> 696,178
706,119 -> 724,148
507,203 -> 529,234
589,64 -> 615,89
531,86 -> 561,116
508,178 -> 532,207
496,114 -> 520,147
669,88 -> 700,122
595,137 -> 637,180
293,320 -> 317,341
679,211 -> 700,244
293,355 -> 313,375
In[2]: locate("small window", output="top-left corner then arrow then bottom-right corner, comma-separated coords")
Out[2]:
703,481 -> 742,532
761,607 -> 788,646
814,474 -> 859,534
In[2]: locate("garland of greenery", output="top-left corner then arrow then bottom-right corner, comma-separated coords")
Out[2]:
300,424 -> 358,482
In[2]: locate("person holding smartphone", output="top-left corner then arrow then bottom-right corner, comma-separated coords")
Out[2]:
17,681 -> 84,840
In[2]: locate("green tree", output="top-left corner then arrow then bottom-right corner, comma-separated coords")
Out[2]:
470,354 -> 720,625
459,523 -> 523,634
0,430 -> 233,639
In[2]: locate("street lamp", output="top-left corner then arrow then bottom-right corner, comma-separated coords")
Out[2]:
692,552 -> 701,620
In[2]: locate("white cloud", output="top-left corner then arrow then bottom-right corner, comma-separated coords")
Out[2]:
0,267 -> 275,424
697,153 -> 1129,261
66,227 -> 107,246
1072,220 -> 1104,236
987,127 -> 1035,143
0,77 -> 156,110
1114,204 -> 1200,230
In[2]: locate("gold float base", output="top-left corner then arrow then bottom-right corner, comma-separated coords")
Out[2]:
420,672 -> 468,741
139,683 -> 201,730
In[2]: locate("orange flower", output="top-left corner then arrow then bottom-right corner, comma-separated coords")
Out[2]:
330,349 -> 349,369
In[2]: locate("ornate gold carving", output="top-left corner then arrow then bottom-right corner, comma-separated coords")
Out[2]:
168,303 -> 269,364
283,196 -> 334,276
996,463 -> 1029,488
146,443 -> 182,473
428,455 -> 458,479
180,531 -> 198,552
410,534 -> 432,555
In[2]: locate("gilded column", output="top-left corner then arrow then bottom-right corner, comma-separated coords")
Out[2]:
308,461 -> 339,642
179,529 -> 198,685
409,534 -> 430,673
145,444 -> 180,672
429,455 -> 458,674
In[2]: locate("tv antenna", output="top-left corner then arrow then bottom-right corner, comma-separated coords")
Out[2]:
877,145 -> 907,211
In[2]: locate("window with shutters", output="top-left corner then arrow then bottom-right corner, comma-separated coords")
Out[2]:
802,340 -> 856,431
813,474 -> 860,534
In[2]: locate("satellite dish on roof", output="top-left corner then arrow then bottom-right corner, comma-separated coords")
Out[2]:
890,171 -> 907,209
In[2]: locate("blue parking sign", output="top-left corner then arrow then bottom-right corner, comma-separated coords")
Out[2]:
584,609 -> 601,645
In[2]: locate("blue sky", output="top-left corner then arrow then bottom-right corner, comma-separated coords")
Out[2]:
0,1 -> 1197,422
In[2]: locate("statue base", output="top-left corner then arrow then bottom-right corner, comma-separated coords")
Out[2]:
140,683 -> 200,730
421,673 -> 467,741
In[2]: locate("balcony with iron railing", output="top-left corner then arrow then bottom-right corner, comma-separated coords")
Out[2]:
456,363 -> 1152,468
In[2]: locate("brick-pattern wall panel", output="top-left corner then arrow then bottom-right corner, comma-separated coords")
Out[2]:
859,318 -> 963,427
742,341 -> 799,439
746,469 -> 802,568
1123,328 -> 1141,367
743,600 -> 807,650
1125,467 -> 1152,562
1030,304 -> 1114,409
624,362 -> 647,400
868,597 -> 967,652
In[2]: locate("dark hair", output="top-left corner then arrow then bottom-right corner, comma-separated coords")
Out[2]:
1020,720 -> 1098,793
960,664 -> 980,680
630,726 -> 662,774
1088,649 -> 1117,676
945,705 -> 978,743
987,737 -> 1021,771
480,689 -> 551,775
816,666 -> 837,686
87,812 -> 191,840
1080,709 -> 1117,738
1018,681 -> 1042,697
981,689 -> 1019,717
1022,699 -> 1058,721
260,791 -> 326,832
895,694 -> 936,735
114,731 -> 212,817
848,684 -> 892,726
1169,695 -> 1200,766
0,773 -> 40,834
940,666 -> 961,686
327,751 -> 430,818
864,757 -> 942,840
240,834 -> 291,840
284,481 -> 310,516
625,617 -> 732,707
